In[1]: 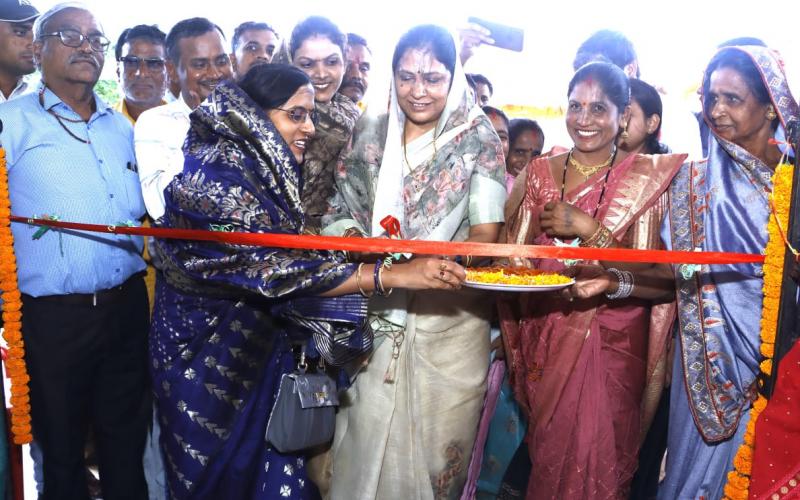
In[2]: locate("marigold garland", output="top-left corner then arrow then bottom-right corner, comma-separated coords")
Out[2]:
722,162 -> 794,500
0,147 -> 33,444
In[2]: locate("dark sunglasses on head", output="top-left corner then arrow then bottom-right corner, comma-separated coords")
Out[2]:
40,29 -> 110,52
119,55 -> 166,72
274,106 -> 317,124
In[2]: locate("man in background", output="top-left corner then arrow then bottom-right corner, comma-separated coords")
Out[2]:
115,24 -> 167,122
0,0 -> 38,101
339,32 -> 371,106
230,20 -> 278,78
135,17 -> 232,221
467,72 -> 493,106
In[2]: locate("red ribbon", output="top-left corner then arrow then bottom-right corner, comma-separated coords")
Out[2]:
379,215 -> 402,238
10,215 -> 764,265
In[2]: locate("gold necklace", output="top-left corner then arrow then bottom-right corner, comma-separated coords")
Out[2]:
568,147 -> 615,178
402,124 -> 438,169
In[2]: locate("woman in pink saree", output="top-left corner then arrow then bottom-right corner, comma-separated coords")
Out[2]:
499,62 -> 684,499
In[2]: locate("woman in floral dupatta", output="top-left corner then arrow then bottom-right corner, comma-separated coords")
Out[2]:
658,45 -> 799,500
151,64 -> 463,500
498,62 -> 684,499
322,25 -> 506,500
275,16 -> 361,231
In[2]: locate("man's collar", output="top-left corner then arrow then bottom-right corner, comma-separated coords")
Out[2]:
175,96 -> 192,115
116,98 -> 168,124
1,77 -> 27,100
37,82 -> 112,115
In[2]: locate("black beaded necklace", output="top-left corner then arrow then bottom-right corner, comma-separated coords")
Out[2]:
38,86 -> 90,144
560,147 -> 618,219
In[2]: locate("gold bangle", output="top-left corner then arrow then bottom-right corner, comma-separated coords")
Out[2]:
356,262 -> 373,297
580,222 -> 613,248
580,222 -> 603,247
465,255 -> 473,268
377,265 -> 393,296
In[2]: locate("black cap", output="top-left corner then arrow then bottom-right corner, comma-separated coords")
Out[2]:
0,0 -> 38,23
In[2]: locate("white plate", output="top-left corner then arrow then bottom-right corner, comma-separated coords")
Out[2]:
464,279 -> 575,292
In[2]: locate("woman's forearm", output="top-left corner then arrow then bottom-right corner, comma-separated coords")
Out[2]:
608,263 -> 675,302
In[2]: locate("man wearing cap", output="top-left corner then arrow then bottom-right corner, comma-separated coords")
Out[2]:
0,3 -> 149,498
0,0 -> 38,102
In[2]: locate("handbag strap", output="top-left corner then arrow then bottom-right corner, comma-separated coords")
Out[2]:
297,343 -> 308,374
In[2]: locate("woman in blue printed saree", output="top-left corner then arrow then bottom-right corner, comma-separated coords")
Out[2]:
322,25 -> 507,500
658,45 -> 799,499
150,64 -> 465,500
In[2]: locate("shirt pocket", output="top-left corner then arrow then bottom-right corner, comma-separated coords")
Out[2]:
121,166 -> 146,220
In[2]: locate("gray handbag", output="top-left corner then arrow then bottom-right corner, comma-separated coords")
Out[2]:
265,351 -> 339,454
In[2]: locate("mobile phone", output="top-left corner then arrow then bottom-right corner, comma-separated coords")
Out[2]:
467,17 -> 524,52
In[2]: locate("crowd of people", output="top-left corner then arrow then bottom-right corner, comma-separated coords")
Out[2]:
0,0 -> 799,499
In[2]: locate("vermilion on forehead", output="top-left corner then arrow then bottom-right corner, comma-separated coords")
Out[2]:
397,48 -> 448,75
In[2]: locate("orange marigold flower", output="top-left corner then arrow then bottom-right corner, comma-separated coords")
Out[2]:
12,434 -> 32,445
2,310 -> 21,321
10,394 -> 29,406
9,404 -> 30,416
727,471 -> 750,491
724,165 -> 793,497
6,348 -> 25,359
9,384 -> 29,396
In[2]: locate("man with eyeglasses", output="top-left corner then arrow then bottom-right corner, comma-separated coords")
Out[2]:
115,24 -> 167,123
135,17 -> 233,221
0,3 -> 150,499
0,0 -> 38,102
230,20 -> 279,79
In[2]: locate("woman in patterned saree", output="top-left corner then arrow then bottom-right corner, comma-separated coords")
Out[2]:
658,45 -> 799,500
281,16 -> 360,231
498,61 -> 685,499
322,24 -> 507,499
150,63 -> 467,500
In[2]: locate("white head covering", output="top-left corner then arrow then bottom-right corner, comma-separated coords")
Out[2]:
370,26 -> 478,236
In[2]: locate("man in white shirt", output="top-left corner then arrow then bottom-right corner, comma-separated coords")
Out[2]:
0,0 -> 38,102
134,17 -> 233,220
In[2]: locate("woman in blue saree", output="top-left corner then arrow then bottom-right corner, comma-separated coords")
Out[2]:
150,64 -> 465,499
658,45 -> 799,499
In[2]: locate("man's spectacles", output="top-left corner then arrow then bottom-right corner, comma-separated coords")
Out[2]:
119,56 -> 166,73
274,107 -> 317,124
41,29 -> 110,52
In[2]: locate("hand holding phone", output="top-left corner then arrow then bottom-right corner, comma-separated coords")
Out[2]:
466,17 -> 524,52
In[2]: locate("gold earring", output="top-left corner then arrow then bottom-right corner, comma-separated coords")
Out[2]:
620,124 -> 629,140
766,106 -> 777,121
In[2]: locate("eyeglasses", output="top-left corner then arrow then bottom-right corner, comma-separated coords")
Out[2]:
119,56 -> 166,73
274,107 -> 317,124
41,29 -> 110,52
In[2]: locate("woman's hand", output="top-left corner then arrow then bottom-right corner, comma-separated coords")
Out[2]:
458,23 -> 494,65
560,265 -> 614,300
539,201 -> 598,240
383,258 -> 466,291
